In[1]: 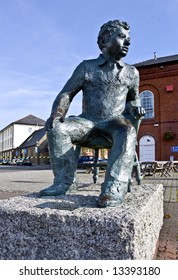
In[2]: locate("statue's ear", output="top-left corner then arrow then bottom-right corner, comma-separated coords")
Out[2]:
101,41 -> 106,49
98,38 -> 105,51
98,29 -> 111,50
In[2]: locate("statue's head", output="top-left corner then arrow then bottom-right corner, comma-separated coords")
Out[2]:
97,20 -> 130,58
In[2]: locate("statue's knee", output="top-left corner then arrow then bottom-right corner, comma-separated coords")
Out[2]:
48,121 -> 66,138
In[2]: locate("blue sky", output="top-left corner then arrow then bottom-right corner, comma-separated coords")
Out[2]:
0,0 -> 178,130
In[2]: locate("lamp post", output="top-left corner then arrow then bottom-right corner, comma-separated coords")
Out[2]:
35,141 -> 40,165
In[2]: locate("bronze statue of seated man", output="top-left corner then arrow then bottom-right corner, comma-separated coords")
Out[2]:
39,19 -> 145,207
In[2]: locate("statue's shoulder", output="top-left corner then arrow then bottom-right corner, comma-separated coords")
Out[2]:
82,57 -> 101,67
83,57 -> 99,63
124,62 -> 139,77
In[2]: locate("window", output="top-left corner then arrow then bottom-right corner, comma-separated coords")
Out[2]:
28,127 -> 32,133
140,90 -> 154,119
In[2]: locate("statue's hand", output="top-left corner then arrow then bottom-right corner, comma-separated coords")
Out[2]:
130,106 -> 145,119
137,106 -> 146,118
45,112 -> 64,131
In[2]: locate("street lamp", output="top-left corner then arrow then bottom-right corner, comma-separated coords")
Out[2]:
35,141 -> 39,165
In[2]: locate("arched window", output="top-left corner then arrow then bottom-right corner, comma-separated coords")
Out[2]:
140,90 -> 154,119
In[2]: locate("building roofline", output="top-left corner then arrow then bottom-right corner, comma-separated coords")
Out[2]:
19,127 -> 46,148
134,54 -> 178,67
0,114 -> 45,132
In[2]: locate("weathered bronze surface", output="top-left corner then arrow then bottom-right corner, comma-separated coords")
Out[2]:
39,20 -> 145,207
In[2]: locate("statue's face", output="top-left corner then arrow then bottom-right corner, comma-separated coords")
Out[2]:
104,27 -> 130,59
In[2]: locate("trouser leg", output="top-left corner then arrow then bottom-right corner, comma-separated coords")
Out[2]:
98,118 -> 137,207
39,117 -> 95,196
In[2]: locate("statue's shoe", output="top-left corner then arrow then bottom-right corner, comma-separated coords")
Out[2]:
97,193 -> 123,207
97,181 -> 128,208
39,183 -> 76,197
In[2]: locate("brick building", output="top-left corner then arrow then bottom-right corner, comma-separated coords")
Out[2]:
135,54 -> 178,161
17,127 -> 50,165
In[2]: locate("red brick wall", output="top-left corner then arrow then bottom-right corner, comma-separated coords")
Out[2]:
137,61 -> 178,161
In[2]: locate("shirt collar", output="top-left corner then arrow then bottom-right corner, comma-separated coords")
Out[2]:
97,54 -> 125,68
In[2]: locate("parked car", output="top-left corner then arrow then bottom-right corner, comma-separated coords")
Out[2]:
98,158 -> 108,164
78,156 -> 94,164
16,158 -> 32,166
10,158 -> 18,165
78,155 -> 94,169
78,155 -> 108,170
0,159 -> 10,165
97,158 -> 108,170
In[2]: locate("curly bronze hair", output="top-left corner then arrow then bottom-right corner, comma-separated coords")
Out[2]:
97,20 -> 130,51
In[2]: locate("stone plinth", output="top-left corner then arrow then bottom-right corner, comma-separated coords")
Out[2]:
0,184 -> 163,260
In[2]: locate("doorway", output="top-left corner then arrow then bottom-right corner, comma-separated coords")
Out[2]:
139,135 -> 155,162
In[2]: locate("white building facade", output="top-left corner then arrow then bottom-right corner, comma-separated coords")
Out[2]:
0,115 -> 45,159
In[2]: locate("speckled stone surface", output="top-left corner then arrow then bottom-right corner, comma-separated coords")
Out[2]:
0,184 -> 163,260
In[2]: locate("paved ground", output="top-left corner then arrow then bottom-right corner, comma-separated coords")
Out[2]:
143,174 -> 178,260
0,165 -> 177,260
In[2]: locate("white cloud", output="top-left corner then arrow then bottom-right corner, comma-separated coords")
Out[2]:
0,84 -> 83,130
0,87 -> 56,129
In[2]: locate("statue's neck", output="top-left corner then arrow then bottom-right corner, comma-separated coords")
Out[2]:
101,52 -> 122,64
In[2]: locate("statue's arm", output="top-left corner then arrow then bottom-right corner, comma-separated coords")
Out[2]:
45,62 -> 84,130
126,67 -> 145,121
